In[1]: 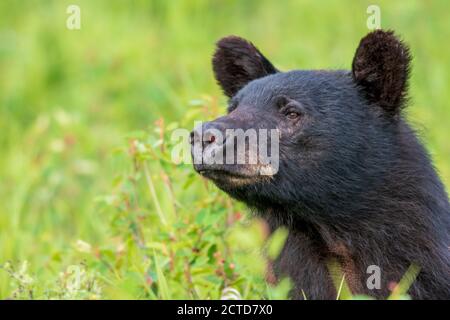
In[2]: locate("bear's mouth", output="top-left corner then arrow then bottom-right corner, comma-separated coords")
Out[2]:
195,164 -> 254,177
199,168 -> 252,179
193,164 -> 274,186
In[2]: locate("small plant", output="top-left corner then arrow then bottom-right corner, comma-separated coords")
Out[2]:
1,261 -> 35,299
1,261 -> 101,300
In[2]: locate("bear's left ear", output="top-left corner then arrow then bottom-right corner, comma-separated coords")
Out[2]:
352,30 -> 411,116
212,36 -> 278,98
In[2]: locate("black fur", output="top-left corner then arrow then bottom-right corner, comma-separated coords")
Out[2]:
193,30 -> 450,299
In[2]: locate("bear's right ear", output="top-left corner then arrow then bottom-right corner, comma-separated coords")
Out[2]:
212,36 -> 278,98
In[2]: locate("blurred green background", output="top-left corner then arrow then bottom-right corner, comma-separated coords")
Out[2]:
0,0 -> 448,299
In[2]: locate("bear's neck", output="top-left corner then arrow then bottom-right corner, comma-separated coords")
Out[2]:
254,156 -> 450,299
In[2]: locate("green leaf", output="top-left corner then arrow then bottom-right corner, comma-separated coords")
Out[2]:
266,227 -> 289,260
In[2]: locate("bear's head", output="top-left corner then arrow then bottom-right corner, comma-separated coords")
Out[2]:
191,30 -> 412,219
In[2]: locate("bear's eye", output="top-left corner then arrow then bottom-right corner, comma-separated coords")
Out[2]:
286,111 -> 300,120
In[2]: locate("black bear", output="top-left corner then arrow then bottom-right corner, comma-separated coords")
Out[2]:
191,30 -> 450,299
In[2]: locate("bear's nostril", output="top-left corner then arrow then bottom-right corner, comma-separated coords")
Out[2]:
203,134 -> 216,147
203,129 -> 219,146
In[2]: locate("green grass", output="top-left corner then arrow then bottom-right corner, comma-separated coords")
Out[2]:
0,0 -> 449,299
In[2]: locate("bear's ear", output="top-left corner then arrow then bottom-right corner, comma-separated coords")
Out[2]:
212,36 -> 278,97
352,30 -> 411,116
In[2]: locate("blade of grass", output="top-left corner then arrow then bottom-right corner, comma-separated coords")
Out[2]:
388,264 -> 420,300
143,161 -> 167,226
153,251 -> 171,299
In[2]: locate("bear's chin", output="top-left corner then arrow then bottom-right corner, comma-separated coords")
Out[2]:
200,169 -> 262,188
196,163 -> 275,189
